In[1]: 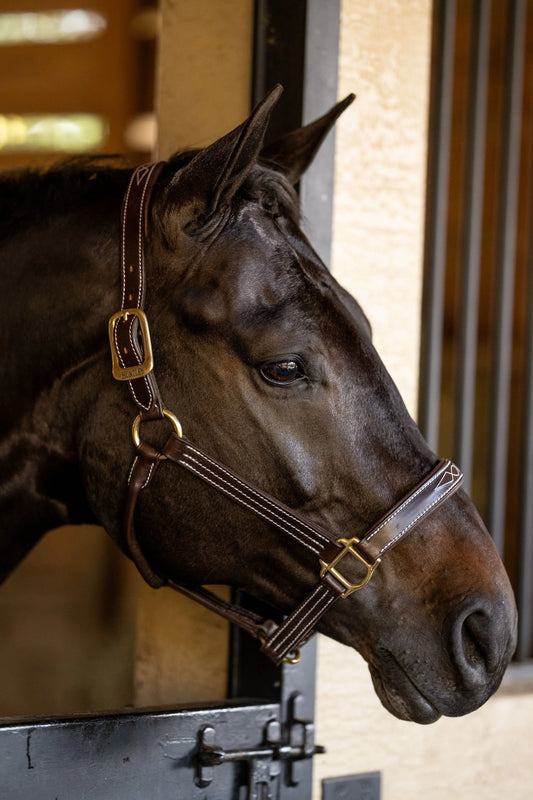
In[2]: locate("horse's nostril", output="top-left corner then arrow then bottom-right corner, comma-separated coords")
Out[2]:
451,600 -> 508,687
461,611 -> 493,672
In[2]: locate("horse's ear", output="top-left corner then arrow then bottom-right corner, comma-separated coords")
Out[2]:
260,94 -> 355,184
164,85 -> 283,225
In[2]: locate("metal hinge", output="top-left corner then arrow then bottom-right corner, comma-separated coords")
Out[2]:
196,695 -> 325,800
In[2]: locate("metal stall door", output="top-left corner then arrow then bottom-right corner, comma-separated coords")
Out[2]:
0,639 -> 319,800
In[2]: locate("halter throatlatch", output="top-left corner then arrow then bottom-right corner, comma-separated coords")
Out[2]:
109,163 -> 464,665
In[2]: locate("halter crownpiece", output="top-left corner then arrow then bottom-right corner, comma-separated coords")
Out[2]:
109,164 -> 464,665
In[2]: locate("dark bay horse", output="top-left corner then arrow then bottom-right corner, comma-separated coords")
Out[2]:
0,87 -> 516,724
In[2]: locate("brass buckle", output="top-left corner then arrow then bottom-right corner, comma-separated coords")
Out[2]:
108,308 -> 154,381
319,537 -> 380,597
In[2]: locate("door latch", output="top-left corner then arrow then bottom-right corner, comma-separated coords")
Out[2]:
196,697 -> 325,800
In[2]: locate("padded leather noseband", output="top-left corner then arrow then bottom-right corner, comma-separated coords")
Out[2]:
109,163 -> 464,665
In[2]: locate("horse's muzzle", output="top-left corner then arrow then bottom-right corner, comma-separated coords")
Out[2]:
370,589 -> 517,724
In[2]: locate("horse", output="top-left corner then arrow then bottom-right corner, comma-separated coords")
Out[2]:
0,86 -> 517,724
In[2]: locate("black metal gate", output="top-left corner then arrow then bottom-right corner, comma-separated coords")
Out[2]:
0,639 -> 319,800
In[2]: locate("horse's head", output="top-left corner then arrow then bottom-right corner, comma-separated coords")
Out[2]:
81,87 -> 517,723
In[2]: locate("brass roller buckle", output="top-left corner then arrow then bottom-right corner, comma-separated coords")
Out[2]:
319,537 -> 380,598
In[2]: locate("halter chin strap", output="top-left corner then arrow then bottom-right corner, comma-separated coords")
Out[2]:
109,164 -> 464,665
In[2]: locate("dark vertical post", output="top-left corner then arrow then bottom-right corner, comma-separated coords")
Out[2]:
252,0 -> 306,139
299,0 -> 341,265
517,145 -> 533,661
418,0 -> 457,450
453,0 -> 491,490
486,0 -> 526,553
252,0 -> 341,266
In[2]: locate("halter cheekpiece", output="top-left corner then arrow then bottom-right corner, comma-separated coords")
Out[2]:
108,163 -> 464,665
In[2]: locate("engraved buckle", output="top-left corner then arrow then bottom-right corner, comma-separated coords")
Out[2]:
319,537 -> 380,597
108,308 -> 153,381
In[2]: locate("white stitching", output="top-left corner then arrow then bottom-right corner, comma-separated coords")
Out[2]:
378,478 -> 460,555
129,376 -> 153,411
181,449 -> 327,554
115,165 -> 156,411
267,591 -> 325,652
120,175 -> 134,309
127,455 -> 139,485
136,164 -> 157,307
181,454 -> 324,556
184,443 -> 331,548
141,459 -> 156,489
268,586 -> 335,654
365,461 -> 451,544
127,454 -> 156,488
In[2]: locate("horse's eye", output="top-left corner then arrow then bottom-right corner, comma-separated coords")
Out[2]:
259,359 -> 305,386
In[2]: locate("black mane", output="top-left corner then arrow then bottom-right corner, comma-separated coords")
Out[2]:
0,156 -> 133,236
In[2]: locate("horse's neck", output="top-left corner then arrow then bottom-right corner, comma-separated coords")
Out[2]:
0,412 -> 94,582
0,330 -> 104,582
0,175 -> 122,579
1,213 -> 119,431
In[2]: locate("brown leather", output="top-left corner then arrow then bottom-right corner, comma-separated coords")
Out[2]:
260,581 -> 341,663
162,435 -> 337,557
111,163 -> 465,664
160,435 -> 463,664
166,582 -> 277,640
357,459 -> 463,562
161,436 -> 463,566
124,440 -> 165,588
112,162 -> 166,418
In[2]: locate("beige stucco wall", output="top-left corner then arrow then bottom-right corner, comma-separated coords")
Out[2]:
314,2 -> 533,799
332,0 -> 431,414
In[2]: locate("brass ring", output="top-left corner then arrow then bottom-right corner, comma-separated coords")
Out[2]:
282,648 -> 301,665
131,408 -> 183,452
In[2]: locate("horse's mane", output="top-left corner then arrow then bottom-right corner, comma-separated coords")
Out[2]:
0,156 -> 133,236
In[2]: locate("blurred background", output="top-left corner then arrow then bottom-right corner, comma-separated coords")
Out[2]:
0,1 -> 159,716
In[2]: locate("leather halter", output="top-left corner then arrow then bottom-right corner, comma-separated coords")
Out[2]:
108,163 -> 464,665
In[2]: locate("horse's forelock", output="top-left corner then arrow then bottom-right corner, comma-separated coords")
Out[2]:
242,163 -> 300,222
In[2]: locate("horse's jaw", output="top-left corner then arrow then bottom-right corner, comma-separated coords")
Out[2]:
368,660 -> 444,724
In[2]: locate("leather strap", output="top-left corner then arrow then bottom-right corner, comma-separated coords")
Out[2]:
122,431 -> 463,664
261,458 -> 463,663
124,440 -> 165,588
111,163 -> 465,665
160,436 -> 463,663
111,162 -> 166,418
161,436 -> 336,557
357,459 -> 463,562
